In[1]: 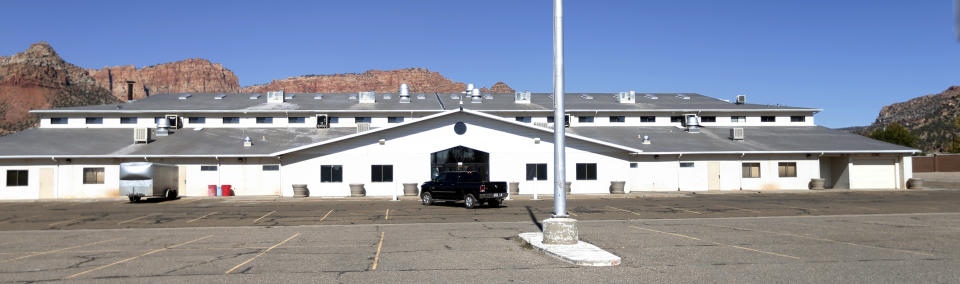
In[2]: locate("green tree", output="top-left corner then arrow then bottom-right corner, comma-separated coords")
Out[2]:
869,123 -> 917,148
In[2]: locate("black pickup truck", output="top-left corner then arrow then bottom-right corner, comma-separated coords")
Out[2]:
420,171 -> 507,208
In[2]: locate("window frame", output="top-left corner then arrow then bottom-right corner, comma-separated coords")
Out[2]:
742,163 -> 761,178
222,117 -> 240,124
778,162 -> 797,178
85,117 -> 103,124
82,167 -> 105,184
321,165 -> 343,183
515,116 -> 531,123
6,170 -> 28,187
761,116 -> 776,123
609,116 -> 626,123
188,117 -> 206,124
575,163 -> 597,180
387,117 -> 404,123
371,165 -> 393,183
578,116 -> 594,123
526,163 -> 548,181
255,117 -> 274,124
679,162 -> 695,168
50,117 -> 69,125
354,117 -> 372,123
731,116 -> 747,123
200,165 -> 218,171
670,116 -> 684,123
640,116 -> 656,123
288,117 -> 305,124
262,165 -> 280,171
790,116 -> 806,122
700,116 -> 717,123
120,117 -> 138,124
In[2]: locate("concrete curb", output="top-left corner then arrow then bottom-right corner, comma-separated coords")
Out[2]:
518,232 -> 621,267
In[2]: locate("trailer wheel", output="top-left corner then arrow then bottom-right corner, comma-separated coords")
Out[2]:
128,195 -> 141,203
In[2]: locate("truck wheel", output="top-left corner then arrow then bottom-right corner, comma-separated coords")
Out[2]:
488,199 -> 501,208
421,192 -> 433,206
464,194 -> 478,209
164,189 -> 174,200
128,195 -> 140,203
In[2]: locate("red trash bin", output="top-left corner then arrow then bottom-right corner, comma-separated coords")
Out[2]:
208,185 -> 217,196
221,185 -> 234,196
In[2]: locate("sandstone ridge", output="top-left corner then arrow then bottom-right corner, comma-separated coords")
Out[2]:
867,86 -> 960,152
241,68 -> 515,94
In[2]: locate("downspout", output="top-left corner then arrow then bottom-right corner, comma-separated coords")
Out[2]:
739,153 -> 745,190
277,156 -> 283,198
52,157 -> 59,200
676,153 -> 683,191
215,156 -> 221,191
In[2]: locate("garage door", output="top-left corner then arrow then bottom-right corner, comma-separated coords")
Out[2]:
851,158 -> 896,189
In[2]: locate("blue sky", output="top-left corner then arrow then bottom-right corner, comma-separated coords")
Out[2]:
1,0 -> 957,128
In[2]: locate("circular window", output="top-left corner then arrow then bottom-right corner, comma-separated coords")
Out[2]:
454,122 -> 467,135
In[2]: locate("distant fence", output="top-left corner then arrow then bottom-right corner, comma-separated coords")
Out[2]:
914,155 -> 960,172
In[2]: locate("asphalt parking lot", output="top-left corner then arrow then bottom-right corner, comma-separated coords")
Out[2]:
0,190 -> 958,282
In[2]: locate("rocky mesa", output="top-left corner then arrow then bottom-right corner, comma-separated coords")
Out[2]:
88,59 -> 240,101
867,86 -> 960,152
241,68 -> 515,94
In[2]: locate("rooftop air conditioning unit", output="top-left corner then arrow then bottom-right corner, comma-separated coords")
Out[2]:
684,114 -> 701,133
316,114 -> 329,129
267,91 -> 285,103
736,95 -> 746,104
133,128 -> 150,143
399,84 -> 411,103
730,128 -> 745,140
617,91 -> 636,104
356,123 -> 371,133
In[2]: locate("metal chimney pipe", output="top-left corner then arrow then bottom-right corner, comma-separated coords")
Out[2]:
552,0 -> 567,218
126,80 -> 135,101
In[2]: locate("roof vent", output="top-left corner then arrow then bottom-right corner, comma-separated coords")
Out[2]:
684,114 -> 701,133
156,118 -> 170,136
249,94 -> 261,100
464,83 -> 475,94
644,94 -> 658,100
314,94 -> 323,100
267,91 -> 285,103
359,91 -> 376,104
178,94 -> 192,100
515,91 -> 532,104
243,136 -> 253,147
383,94 -> 392,100
675,94 -> 690,100
736,95 -> 746,104
133,128 -> 150,144
399,84 -> 411,103
580,94 -> 594,100
215,94 -> 227,100
617,91 -> 636,103
730,128 -> 745,140
483,94 -> 494,100
450,94 -> 460,100
639,135 -> 651,145
285,94 -> 295,100
470,89 -> 482,103
349,94 -> 358,100
417,94 -> 426,100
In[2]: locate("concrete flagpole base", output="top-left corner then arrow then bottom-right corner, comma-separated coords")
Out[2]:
519,218 -> 621,266
542,218 -> 579,245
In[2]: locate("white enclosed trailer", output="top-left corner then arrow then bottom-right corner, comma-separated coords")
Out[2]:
119,162 -> 179,202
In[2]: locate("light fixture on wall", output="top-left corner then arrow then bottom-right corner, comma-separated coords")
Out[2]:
534,137 -> 541,144
378,139 -> 386,145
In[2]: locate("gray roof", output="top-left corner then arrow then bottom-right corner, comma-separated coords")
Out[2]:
0,127 -> 357,158
566,126 -> 917,154
32,92 -> 818,114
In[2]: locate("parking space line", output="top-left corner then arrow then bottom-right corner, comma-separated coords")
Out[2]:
705,224 -> 936,257
630,225 -> 800,260
253,211 -> 276,223
318,210 -> 334,223
371,231 -> 385,271
719,205 -> 761,214
770,203 -> 818,212
662,206 -> 703,215
606,206 -> 642,216
186,212 -> 218,223
48,217 -> 84,227
0,238 -> 121,264
567,211 -> 578,217
225,232 -> 300,274
117,213 -> 159,225
384,209 -> 390,220
66,235 -> 213,279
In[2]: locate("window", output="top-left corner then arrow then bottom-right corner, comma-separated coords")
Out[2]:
761,116 -> 776,122
50,117 -> 68,124
731,116 -> 746,123
700,116 -> 716,123
609,116 -> 625,123
575,163 -> 597,180
526,163 -> 547,181
6,170 -> 27,186
321,165 -> 343,182
670,116 -> 684,123
680,162 -> 695,168
329,117 -> 339,124
387,117 -> 404,123
640,116 -> 656,123
120,117 -> 138,124
355,117 -> 371,123
85,117 -> 103,124
263,165 -> 280,171
742,163 -> 761,178
256,117 -> 273,124
288,117 -> 305,124
82,168 -> 105,184
790,116 -> 806,122
578,116 -> 594,123
515,117 -> 531,123
629,162 -> 638,168
200,165 -> 218,171
222,117 -> 240,124
778,162 -> 797,177
371,165 -> 393,182
188,117 -> 206,124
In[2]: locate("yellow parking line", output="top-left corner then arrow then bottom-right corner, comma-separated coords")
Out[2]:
663,206 -> 703,215
253,211 -> 276,223
606,206 -> 642,216
770,203 -> 818,212
117,213 -> 159,225
0,238 -> 120,264
48,217 -> 83,227
318,210 -> 334,223
66,235 -> 212,279
225,232 -> 300,274
720,205 -> 761,214
186,212 -> 218,223
567,211 -> 578,217
630,226 -> 800,260
706,224 -> 935,257
384,209 -> 390,220
371,231 -> 385,270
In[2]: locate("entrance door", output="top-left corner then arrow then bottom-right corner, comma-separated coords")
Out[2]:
39,168 -> 54,199
430,146 -> 490,181
707,162 -> 721,190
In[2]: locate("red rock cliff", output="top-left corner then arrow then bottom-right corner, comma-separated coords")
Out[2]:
241,68 -> 514,94
88,58 -> 240,101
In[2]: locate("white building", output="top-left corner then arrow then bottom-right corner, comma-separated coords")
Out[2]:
0,89 -> 917,200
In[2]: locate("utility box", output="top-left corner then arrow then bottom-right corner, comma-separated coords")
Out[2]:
119,162 -> 179,202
